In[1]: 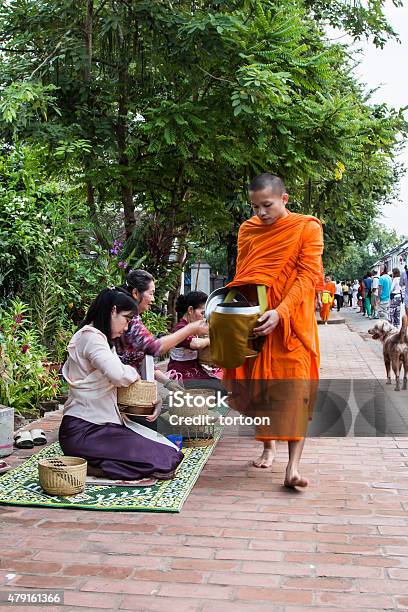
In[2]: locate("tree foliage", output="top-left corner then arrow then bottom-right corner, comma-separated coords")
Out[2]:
330,222 -> 402,281
0,0 -> 406,299
305,0 -> 403,47
0,145 -> 127,352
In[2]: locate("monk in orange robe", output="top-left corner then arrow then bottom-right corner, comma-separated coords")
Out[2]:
224,173 -> 324,488
320,275 -> 336,323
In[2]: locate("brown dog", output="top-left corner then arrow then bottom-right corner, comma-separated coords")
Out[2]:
368,316 -> 408,391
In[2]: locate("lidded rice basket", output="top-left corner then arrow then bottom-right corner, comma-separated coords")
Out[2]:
38,456 -> 87,496
118,380 -> 158,416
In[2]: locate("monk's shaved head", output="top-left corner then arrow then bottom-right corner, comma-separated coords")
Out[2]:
248,173 -> 286,196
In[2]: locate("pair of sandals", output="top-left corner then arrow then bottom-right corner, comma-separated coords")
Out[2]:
0,460 -> 11,475
14,429 -> 47,449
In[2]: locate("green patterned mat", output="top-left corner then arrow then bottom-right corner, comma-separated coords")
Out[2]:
0,433 -> 221,513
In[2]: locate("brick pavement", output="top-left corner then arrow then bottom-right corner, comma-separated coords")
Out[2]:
1,318 -> 408,610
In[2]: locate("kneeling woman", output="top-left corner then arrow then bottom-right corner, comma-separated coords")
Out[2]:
59,288 -> 183,480
167,292 -> 222,382
116,269 -> 208,383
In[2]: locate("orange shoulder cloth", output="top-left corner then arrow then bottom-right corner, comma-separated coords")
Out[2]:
229,211 -> 322,289
227,211 -> 324,358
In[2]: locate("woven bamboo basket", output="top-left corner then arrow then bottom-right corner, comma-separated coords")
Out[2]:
169,389 -> 219,448
38,456 -> 87,496
118,380 -> 157,406
118,380 -> 157,407
119,405 -> 155,416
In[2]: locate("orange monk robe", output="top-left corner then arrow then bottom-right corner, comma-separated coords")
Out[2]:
316,260 -> 325,294
224,211 -> 324,440
314,259 -> 325,311
320,281 -> 336,323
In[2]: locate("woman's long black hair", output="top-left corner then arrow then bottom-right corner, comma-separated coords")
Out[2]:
79,288 -> 137,346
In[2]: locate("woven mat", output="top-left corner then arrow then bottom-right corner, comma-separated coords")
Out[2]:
0,433 -> 221,513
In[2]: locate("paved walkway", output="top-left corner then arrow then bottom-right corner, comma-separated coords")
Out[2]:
1,314 -> 408,611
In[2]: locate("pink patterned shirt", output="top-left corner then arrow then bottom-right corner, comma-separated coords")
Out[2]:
115,314 -> 161,374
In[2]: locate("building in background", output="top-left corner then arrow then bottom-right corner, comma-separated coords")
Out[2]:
373,239 -> 408,273
184,261 -> 227,295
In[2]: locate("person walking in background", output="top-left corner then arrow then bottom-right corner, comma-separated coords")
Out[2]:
371,269 -> 380,319
335,281 -> 343,312
378,267 -> 392,321
358,279 -> 365,313
320,274 -> 336,324
389,267 -> 402,327
348,282 -> 353,307
342,281 -> 349,306
401,265 -> 408,316
363,272 -> 372,318
352,279 -> 359,309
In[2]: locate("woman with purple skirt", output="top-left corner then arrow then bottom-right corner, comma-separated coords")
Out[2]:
59,288 -> 183,480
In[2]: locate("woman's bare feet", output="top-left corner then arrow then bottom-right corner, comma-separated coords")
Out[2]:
284,468 -> 308,488
253,444 -> 276,468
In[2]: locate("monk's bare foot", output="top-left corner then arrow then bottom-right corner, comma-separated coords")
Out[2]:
284,469 -> 308,488
253,448 -> 275,468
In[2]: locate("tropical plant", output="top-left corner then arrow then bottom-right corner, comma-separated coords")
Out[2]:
0,300 -> 61,414
141,310 -> 171,338
53,318 -> 77,365
0,145 -> 133,332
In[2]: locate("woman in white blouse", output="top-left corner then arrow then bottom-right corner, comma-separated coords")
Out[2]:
59,288 -> 183,480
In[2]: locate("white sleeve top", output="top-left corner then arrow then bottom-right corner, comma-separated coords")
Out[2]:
372,276 -> 379,292
391,277 -> 401,294
62,325 -> 138,425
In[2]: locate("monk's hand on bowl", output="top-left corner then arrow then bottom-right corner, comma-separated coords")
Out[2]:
253,309 -> 280,336
145,398 -> 162,422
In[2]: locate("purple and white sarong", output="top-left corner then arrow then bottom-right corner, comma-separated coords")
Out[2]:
59,415 -> 183,481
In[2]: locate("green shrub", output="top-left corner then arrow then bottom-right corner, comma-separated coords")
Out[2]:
0,299 -> 61,414
141,310 -> 171,337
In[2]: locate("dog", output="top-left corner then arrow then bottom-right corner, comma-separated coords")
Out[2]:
368,316 -> 408,391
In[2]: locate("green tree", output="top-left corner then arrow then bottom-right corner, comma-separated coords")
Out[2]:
0,0 -> 405,291
0,145 -> 127,352
331,222 -> 402,280
304,0 -> 403,47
